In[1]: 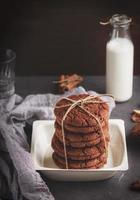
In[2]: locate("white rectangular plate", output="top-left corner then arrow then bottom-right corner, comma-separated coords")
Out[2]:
31,119 -> 128,181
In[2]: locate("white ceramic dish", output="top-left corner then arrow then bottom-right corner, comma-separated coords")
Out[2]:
31,119 -> 128,181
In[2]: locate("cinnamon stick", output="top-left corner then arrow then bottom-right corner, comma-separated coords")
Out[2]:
55,74 -> 83,93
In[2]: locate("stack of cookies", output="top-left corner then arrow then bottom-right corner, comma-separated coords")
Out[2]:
51,94 -> 109,169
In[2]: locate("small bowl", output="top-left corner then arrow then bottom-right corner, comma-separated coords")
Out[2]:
31,119 -> 128,181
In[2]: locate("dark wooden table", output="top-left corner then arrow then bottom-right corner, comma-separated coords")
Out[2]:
16,76 -> 140,200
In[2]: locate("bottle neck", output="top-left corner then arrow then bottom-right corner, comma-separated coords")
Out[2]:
111,25 -> 131,40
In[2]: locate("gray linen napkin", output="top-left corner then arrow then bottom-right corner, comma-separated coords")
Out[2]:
0,87 -> 115,200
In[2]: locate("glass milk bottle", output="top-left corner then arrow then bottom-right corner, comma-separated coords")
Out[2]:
106,14 -> 134,102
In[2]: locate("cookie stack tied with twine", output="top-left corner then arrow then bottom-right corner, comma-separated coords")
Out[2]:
51,94 -> 110,169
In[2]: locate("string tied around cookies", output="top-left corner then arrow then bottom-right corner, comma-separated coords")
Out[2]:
55,94 -> 114,169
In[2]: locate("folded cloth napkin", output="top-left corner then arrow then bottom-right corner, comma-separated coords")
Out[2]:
0,87 -> 115,200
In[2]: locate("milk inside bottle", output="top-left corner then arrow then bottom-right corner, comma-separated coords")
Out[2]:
106,14 -> 134,102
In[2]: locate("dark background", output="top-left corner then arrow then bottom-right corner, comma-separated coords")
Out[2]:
0,0 -> 140,76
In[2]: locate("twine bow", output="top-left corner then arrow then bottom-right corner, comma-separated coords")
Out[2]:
55,95 -> 113,169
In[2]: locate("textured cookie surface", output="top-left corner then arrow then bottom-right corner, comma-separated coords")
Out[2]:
52,93 -> 109,169
54,94 -> 109,133
55,132 -> 101,148
52,152 -> 107,169
51,134 -> 106,160
55,122 -> 110,147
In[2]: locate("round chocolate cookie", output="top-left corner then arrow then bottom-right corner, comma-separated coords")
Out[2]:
54,94 -> 109,133
55,132 -> 101,148
52,152 -> 107,169
54,122 -> 110,147
51,134 -> 106,160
